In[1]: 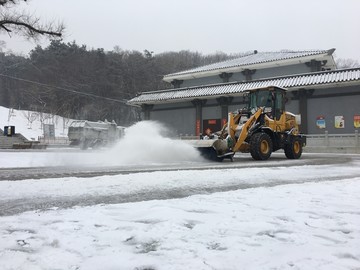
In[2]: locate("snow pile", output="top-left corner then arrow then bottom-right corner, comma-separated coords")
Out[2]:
0,106 -> 71,140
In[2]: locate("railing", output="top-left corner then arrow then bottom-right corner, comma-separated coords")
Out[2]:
305,130 -> 359,148
38,136 -> 70,145
179,131 -> 360,153
179,134 -> 198,140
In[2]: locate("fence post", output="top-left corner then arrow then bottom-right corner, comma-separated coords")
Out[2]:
325,130 -> 329,147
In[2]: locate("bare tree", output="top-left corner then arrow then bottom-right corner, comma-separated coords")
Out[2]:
22,110 -> 38,129
0,0 -> 64,39
0,39 -> 5,51
336,58 -> 360,69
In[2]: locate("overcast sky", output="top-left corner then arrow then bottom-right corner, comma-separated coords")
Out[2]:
1,0 -> 360,61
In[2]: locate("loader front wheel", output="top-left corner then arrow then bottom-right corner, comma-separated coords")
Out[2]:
284,136 -> 302,159
250,132 -> 273,160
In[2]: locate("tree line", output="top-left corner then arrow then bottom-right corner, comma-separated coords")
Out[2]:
0,40 -> 237,125
1,1 -> 359,126
1,40 -> 359,126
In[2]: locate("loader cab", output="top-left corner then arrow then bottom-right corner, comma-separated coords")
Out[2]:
248,86 -> 286,120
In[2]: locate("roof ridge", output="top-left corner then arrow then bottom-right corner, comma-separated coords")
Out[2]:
247,66 -> 358,80
269,49 -> 328,53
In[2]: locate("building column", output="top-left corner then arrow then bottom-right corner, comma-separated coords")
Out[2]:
295,89 -> 314,134
216,96 -> 233,127
219,72 -> 233,83
242,69 -> 256,81
305,59 -> 328,72
141,104 -> 153,120
171,79 -> 183,88
191,99 -> 206,136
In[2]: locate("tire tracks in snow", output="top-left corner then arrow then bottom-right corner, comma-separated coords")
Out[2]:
1,171 -> 359,216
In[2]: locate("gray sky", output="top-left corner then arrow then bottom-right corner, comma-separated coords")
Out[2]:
1,0 -> 360,61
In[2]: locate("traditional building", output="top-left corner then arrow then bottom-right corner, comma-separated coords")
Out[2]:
128,49 -> 360,135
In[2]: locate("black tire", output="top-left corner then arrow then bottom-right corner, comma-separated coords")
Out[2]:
250,132 -> 273,160
284,136 -> 302,159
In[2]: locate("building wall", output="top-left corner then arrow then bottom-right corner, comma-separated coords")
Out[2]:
202,104 -> 221,119
284,96 -> 300,114
150,104 -> 196,136
147,85 -> 360,135
252,64 -> 312,80
307,86 -> 360,134
181,76 -> 222,88
231,64 -> 313,82
228,97 -> 247,112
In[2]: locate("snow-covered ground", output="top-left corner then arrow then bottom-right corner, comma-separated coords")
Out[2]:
1,174 -> 360,270
1,152 -> 360,269
0,106 -> 71,140
1,105 -> 360,269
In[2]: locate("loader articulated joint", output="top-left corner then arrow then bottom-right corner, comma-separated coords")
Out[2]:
286,128 -> 297,136
248,122 -> 262,136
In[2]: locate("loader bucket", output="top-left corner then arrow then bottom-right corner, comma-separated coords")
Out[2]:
185,139 -> 234,162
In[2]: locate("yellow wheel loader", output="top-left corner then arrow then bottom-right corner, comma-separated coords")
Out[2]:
193,86 -> 306,161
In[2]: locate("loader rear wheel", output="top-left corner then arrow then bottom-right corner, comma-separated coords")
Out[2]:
250,132 -> 273,160
284,136 -> 302,159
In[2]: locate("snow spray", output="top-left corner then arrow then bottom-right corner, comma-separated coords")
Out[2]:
100,121 -> 202,165
26,121 -> 202,167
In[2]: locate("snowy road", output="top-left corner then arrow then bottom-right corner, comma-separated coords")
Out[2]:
0,151 -> 354,180
1,152 -> 360,216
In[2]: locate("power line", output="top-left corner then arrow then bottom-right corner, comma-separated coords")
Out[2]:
0,73 -> 140,107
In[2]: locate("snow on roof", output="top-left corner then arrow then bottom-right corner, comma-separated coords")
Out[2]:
163,49 -> 336,82
128,68 -> 360,105
69,120 -> 113,130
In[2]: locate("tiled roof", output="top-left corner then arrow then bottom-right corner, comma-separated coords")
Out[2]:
163,49 -> 336,81
128,68 -> 360,105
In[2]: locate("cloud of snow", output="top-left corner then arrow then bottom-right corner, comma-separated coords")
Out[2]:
0,118 -> 203,168
101,121 -> 202,165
